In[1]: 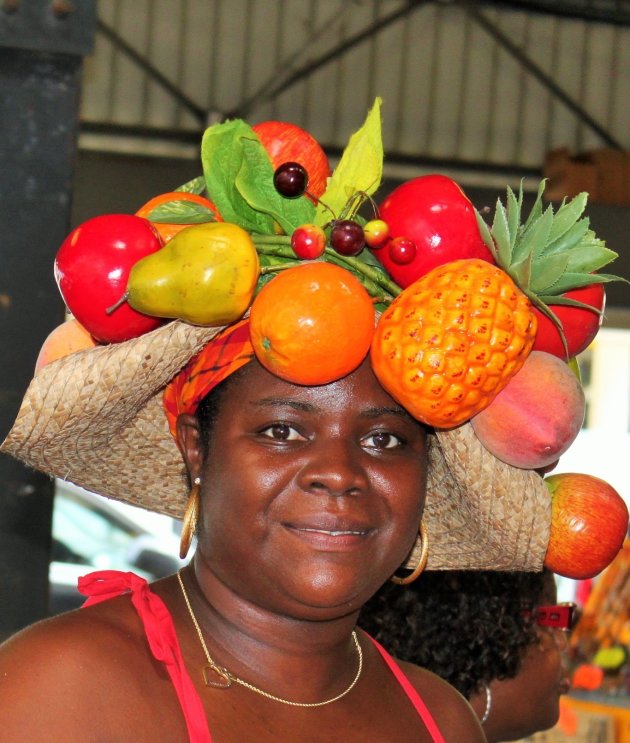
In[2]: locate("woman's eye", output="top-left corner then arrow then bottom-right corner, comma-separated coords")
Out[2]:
260,423 -> 305,441
363,431 -> 404,450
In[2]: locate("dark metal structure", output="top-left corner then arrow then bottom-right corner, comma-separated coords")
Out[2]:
0,0 -> 96,638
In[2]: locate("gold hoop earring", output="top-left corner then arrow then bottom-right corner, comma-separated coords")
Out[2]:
391,522 -> 429,585
179,477 -> 201,560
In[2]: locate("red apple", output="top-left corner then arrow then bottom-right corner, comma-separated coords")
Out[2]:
544,473 -> 628,579
375,175 -> 495,288
252,121 -> 331,199
54,214 -> 165,343
533,283 -> 605,359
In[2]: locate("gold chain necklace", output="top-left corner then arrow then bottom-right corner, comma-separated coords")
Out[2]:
177,570 -> 363,708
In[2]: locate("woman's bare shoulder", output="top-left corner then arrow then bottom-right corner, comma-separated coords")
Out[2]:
0,599 -> 146,741
399,660 -> 487,743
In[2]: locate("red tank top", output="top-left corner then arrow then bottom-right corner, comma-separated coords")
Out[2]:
79,571 -> 446,743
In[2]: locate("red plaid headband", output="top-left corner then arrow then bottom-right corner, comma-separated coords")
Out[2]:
163,319 -> 255,438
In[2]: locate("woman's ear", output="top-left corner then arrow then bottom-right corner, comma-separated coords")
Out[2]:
176,413 -> 204,482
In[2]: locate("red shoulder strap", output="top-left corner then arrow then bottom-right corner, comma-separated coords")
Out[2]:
79,571 -> 212,743
367,634 -> 447,743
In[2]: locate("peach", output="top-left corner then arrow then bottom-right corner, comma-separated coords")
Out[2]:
470,350 -> 585,469
35,317 -> 98,373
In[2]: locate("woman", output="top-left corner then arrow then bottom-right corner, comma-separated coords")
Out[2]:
0,109 -> 575,740
360,569 -> 574,742
0,336 -> 483,742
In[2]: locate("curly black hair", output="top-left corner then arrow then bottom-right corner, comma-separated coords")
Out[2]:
358,570 -> 549,700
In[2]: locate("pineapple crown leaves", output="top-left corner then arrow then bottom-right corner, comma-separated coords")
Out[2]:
475,180 -> 627,354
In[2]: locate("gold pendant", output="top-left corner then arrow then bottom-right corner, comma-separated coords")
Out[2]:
203,664 -> 233,689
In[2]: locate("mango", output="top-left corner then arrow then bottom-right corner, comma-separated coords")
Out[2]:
127,222 -> 259,326
470,350 -> 585,469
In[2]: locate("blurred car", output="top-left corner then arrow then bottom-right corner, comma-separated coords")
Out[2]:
49,481 -> 185,615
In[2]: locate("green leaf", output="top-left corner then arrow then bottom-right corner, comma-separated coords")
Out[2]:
541,271 -> 623,296
530,253 -> 570,293
315,97 -> 384,226
538,295 -> 604,314
509,253 -> 533,290
201,119 -> 275,233
474,209 -> 497,260
491,200 -> 513,267
236,138 -> 315,235
521,179 -> 546,234
175,175 -> 206,194
564,245 -> 619,274
505,184 -> 522,249
545,218 -> 591,255
525,205 -> 554,260
547,192 -> 587,244
147,200 -> 218,224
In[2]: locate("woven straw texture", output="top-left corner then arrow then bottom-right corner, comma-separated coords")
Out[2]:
1,320 -> 550,571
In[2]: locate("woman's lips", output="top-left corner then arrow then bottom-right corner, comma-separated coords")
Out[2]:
285,523 -> 373,550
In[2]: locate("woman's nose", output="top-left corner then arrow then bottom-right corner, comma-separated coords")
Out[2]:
297,436 -> 369,496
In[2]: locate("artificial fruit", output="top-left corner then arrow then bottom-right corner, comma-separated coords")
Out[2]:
125,222 -> 259,326
54,214 -> 165,343
544,472 -> 628,579
374,174 -> 495,287
471,351 -> 585,469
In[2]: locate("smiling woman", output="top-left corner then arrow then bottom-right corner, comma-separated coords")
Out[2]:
0,103 -> 621,743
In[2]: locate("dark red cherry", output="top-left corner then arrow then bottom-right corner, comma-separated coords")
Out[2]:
273,162 -> 309,198
330,220 -> 365,256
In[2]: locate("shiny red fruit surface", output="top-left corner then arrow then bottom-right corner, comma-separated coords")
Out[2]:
376,174 -> 495,287
544,472 -> 628,579
253,121 -> 331,199
532,283 -> 605,359
54,214 -> 165,343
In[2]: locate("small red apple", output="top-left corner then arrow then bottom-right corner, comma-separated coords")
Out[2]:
544,472 -> 628,579
252,121 -> 331,199
533,283 -> 605,359
54,214 -> 165,343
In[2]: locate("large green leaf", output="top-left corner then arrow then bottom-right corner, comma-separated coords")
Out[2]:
315,97 -> 384,226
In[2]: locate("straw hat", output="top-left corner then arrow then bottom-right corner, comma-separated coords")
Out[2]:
0,317 -> 551,571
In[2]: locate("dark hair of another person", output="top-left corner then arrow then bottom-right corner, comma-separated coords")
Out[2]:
359,570 -> 548,700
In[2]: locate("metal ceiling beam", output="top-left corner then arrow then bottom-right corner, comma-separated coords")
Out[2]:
96,18 -> 208,125
230,0 -> 430,119
479,0 -> 630,26
459,1 -> 625,150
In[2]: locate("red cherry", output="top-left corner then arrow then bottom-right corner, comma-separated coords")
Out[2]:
291,224 -> 326,259
388,236 -> 416,265
273,162 -> 309,198
363,219 -> 390,249
330,220 -> 365,256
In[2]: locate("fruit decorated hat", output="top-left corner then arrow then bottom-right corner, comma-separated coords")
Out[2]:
2,99 -> 627,577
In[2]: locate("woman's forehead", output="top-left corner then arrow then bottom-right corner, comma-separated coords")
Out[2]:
224,356 -> 405,411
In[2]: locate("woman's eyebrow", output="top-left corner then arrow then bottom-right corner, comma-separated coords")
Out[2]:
253,397 -> 317,413
361,406 -> 413,421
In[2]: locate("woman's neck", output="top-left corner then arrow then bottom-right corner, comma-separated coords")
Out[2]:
177,558 -> 363,704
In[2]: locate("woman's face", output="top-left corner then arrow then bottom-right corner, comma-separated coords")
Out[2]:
179,357 -> 428,620
492,573 -> 571,741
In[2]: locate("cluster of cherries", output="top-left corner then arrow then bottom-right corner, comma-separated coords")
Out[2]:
273,161 -> 416,264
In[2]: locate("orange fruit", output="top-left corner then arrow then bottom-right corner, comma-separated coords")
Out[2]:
35,317 -> 98,374
135,191 -> 221,243
249,262 -> 375,385
370,258 -> 537,428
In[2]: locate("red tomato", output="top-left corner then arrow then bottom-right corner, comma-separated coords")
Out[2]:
253,121 -> 331,199
533,283 -> 605,358
54,214 -> 165,343
375,175 -> 495,287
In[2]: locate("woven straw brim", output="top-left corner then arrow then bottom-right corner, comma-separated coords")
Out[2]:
1,320 -> 550,571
